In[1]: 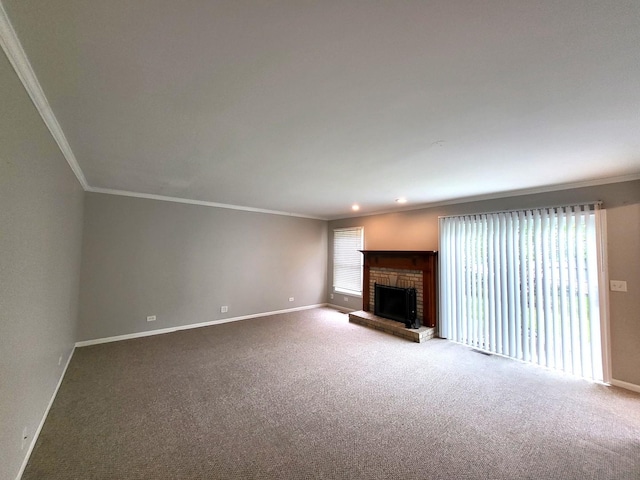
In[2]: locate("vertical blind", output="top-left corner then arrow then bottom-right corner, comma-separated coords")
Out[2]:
333,227 -> 364,295
439,204 -> 603,381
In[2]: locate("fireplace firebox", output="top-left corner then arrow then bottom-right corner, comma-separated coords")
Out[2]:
374,283 -> 419,329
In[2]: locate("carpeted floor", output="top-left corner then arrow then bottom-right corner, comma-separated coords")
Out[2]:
23,307 -> 640,479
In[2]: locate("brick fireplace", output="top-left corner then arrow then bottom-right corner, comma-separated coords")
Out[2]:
368,267 -> 424,323
360,251 -> 438,328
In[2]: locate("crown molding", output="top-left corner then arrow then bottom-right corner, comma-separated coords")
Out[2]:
0,1 -> 88,189
87,187 -> 328,220
0,3 -> 325,221
3,1 -> 637,221
330,173 -> 640,220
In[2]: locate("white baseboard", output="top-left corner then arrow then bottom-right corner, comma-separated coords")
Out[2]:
16,347 -> 75,480
75,304 -> 328,347
609,378 -> 640,394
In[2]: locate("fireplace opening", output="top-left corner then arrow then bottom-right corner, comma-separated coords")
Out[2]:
374,283 -> 420,329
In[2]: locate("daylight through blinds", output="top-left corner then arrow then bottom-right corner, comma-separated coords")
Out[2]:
333,227 -> 363,295
439,204 -> 603,381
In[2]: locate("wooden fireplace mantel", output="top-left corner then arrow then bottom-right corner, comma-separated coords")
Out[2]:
360,250 -> 438,328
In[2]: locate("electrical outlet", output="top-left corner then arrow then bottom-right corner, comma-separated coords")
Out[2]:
21,427 -> 28,450
221,306 -> 228,313
146,315 -> 156,322
344,297 -> 349,302
610,280 -> 627,292
289,297 -> 294,302
330,293 -> 334,299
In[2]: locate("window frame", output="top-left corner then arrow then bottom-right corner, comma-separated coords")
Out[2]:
332,226 -> 364,297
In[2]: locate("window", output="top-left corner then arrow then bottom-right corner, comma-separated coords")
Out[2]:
333,227 -> 364,296
439,204 -> 605,381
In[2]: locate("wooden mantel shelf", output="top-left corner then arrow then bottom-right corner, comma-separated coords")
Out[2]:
360,250 -> 438,328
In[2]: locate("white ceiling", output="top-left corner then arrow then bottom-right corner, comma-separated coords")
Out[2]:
3,1 -> 639,219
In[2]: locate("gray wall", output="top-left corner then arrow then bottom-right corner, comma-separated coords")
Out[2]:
0,52 -> 84,479
78,193 -> 328,341
328,180 -> 640,387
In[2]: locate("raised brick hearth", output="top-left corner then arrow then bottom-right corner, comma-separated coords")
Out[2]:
349,311 -> 435,343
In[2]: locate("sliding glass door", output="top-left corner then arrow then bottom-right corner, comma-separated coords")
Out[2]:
439,204 -> 605,381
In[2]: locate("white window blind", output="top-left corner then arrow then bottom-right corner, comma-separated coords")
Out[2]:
439,204 -> 604,381
333,227 -> 364,295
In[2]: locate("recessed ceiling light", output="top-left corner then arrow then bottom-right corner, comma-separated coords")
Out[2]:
395,197 -> 407,204
352,204 -> 360,211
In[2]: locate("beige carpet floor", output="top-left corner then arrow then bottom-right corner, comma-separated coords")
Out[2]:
23,307 -> 640,479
